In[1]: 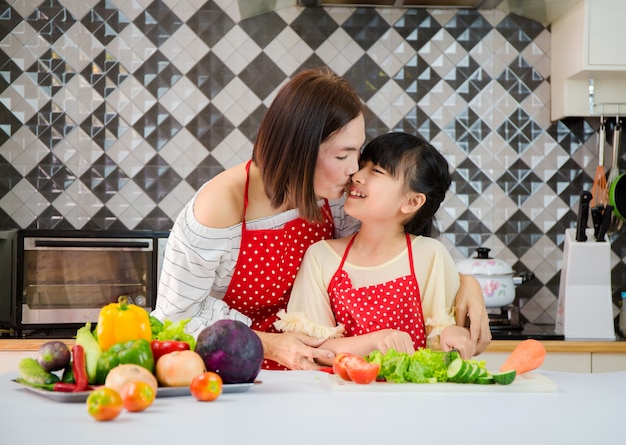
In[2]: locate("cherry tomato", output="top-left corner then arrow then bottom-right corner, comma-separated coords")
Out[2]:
333,352 -> 380,384
190,372 -> 223,402
120,380 -> 155,412
86,387 -> 123,421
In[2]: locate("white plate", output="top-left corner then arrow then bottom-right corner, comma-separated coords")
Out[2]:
13,380 -> 258,403
156,382 -> 255,398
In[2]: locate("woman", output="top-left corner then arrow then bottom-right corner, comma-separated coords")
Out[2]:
276,132 -> 474,361
153,67 -> 490,370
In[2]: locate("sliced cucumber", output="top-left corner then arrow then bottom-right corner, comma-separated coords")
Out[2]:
475,375 -> 496,385
446,358 -> 466,382
477,367 -> 489,378
465,363 -> 482,383
492,370 -> 517,385
444,350 -> 460,366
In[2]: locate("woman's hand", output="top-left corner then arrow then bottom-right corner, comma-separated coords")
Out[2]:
439,325 -> 475,360
255,331 -> 335,370
455,274 -> 491,355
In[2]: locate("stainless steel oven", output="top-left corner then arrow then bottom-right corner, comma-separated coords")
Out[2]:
0,229 -> 168,336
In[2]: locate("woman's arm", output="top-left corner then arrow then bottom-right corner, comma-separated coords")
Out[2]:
454,274 -> 491,354
152,202 -> 250,337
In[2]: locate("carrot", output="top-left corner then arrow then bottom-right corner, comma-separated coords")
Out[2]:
499,339 -> 546,375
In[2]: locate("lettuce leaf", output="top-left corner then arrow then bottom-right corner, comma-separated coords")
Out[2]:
154,318 -> 196,351
366,348 -> 452,383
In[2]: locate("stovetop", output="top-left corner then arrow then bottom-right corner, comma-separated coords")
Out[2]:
490,323 -> 565,341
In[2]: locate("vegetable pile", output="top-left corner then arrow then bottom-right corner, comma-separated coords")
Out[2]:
362,348 -> 513,385
15,295 -> 249,421
352,340 -> 547,386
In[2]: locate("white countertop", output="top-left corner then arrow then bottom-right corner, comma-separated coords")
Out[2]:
0,369 -> 622,445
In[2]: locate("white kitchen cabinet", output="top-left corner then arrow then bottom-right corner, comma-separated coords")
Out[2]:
479,350 -> 626,373
551,0 -> 626,119
591,353 -> 626,372
477,351 -> 592,373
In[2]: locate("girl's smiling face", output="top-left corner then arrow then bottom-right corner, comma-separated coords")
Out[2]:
346,160 -> 425,223
314,114 -> 365,200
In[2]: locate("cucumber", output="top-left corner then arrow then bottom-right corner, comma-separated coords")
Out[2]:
476,375 -> 496,384
446,358 -> 465,382
465,363 -> 482,383
18,357 -> 60,386
444,350 -> 460,366
492,370 -> 517,385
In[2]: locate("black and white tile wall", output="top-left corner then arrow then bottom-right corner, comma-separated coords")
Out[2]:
1,0 -> 625,325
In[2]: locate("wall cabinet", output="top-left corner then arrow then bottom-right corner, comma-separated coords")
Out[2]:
551,0 -> 626,119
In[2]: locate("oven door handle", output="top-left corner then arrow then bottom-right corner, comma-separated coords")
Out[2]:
31,239 -> 152,249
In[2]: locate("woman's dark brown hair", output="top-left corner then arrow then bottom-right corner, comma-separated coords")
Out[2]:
252,67 -> 364,222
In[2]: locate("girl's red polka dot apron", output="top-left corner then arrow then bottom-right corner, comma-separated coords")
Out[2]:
327,232 -> 426,349
222,160 -> 334,369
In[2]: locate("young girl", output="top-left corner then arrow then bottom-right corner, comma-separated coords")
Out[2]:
275,132 -> 475,361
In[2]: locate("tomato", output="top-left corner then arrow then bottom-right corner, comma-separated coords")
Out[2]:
190,371 -> 223,402
346,362 -> 380,384
120,380 -> 155,412
333,352 -> 380,385
86,387 -> 123,421
332,352 -> 355,381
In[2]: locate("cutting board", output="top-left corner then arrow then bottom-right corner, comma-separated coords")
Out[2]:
327,372 -> 557,393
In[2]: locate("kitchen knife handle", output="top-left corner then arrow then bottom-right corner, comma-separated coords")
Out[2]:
596,205 -> 613,242
576,191 -> 592,242
591,205 -> 604,239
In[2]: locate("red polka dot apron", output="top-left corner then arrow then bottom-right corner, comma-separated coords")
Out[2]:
222,160 -> 335,369
327,232 -> 426,349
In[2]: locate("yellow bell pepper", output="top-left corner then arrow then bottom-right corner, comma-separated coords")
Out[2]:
96,296 -> 152,351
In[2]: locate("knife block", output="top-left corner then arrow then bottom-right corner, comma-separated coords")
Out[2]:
556,228 -> 615,340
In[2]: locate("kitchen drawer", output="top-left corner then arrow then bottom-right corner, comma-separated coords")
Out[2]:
591,353 -> 626,373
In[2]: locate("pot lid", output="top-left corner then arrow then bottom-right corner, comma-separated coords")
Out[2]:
455,247 -> 514,276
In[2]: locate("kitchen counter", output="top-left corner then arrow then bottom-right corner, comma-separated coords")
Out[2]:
2,338 -> 626,353
0,368 -> 622,445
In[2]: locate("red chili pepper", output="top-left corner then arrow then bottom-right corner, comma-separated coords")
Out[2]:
150,340 -> 191,362
53,382 -> 81,392
71,344 -> 89,392
318,367 -> 335,374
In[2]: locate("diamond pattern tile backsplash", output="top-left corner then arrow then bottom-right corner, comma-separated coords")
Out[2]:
1,0 -> 625,325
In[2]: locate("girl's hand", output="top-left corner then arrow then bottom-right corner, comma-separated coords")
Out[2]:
372,329 -> 415,355
255,331 -> 335,370
439,325 -> 475,360
455,274 -> 491,354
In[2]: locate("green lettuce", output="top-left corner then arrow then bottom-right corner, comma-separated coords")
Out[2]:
366,348 -> 476,383
150,316 -> 196,351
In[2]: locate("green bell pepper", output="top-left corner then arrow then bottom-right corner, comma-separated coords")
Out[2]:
95,338 -> 154,384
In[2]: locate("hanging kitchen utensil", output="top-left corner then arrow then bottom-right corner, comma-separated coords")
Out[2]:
608,118 -> 623,233
591,118 -> 608,209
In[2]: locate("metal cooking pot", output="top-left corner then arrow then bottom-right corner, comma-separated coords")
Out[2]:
455,247 -> 534,308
